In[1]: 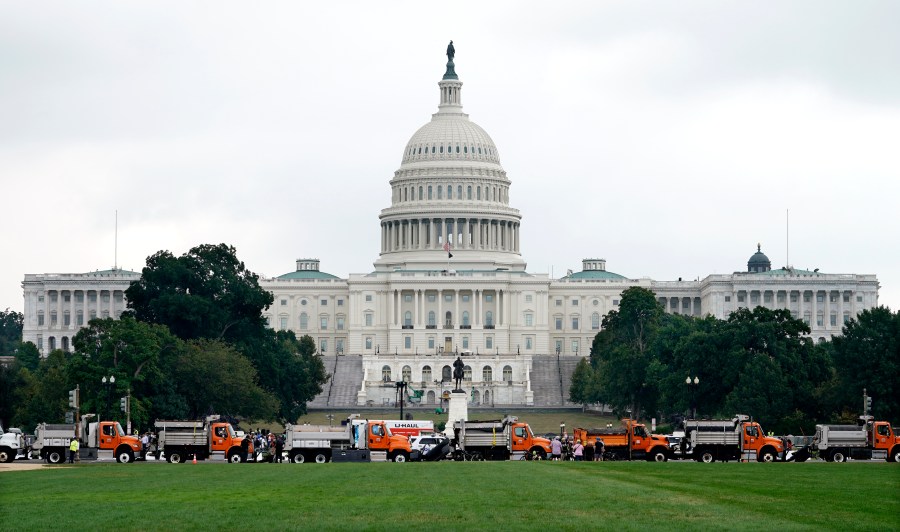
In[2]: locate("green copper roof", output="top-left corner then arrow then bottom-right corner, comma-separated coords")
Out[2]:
756,268 -> 818,276
87,268 -> 140,276
277,270 -> 340,280
563,270 -> 627,281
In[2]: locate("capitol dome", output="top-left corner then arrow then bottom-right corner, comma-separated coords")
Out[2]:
374,43 -> 525,273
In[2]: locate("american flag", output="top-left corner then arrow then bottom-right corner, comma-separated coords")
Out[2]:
443,241 -> 453,258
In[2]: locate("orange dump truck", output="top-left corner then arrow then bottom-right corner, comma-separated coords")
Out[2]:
452,416 -> 552,460
574,419 -> 670,462
681,414 -> 783,462
155,416 -> 252,463
33,418 -> 142,463
795,416 -> 900,463
284,415 -> 418,463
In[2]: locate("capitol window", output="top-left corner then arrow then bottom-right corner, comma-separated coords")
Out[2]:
572,299 -> 578,306
428,294 -> 436,302
320,317 -> 328,329
428,186 -> 433,199
455,145 -> 460,153
445,294 -> 453,302
462,294 -> 470,302
526,295 -> 533,303
301,299 -> 307,305
525,337 -> 533,350
467,186 -> 472,199
485,294 -> 493,303
486,336 -> 493,349
366,294 -> 372,302
857,295 -> 863,302
365,337 -> 372,350
462,337 -> 469,349
555,317 -> 562,330
338,299 -> 344,306
337,317 -> 345,330
556,299 -> 562,306
365,313 -> 373,326
321,299 -> 327,306
524,312 -> 533,326
404,294 -> 412,302
280,299 -> 287,306
592,313 -> 600,330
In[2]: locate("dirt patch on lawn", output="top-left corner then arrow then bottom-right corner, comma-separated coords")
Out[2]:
0,462 -> 49,473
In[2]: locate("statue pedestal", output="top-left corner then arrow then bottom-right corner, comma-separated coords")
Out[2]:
444,391 -> 469,438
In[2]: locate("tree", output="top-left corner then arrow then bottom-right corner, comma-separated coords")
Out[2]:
568,357 -> 596,405
239,331 -> 326,422
125,243 -> 273,343
124,243 -> 326,421
14,342 -> 41,372
0,309 -> 23,356
173,339 -> 279,419
830,307 -> 899,423
589,287 -> 665,419
10,350 -> 70,430
69,317 -> 184,428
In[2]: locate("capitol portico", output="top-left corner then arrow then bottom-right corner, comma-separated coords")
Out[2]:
21,45 -> 879,407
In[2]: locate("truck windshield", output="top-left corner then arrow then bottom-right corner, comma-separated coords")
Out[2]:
115,423 -> 125,437
634,427 -> 648,438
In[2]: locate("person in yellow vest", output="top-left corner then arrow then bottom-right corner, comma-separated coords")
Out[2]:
68,438 -> 80,463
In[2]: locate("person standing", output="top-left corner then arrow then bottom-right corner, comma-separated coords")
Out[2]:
551,436 -> 562,461
573,439 -> 584,461
140,432 -> 150,461
594,437 -> 605,461
274,434 -> 284,463
68,437 -> 80,464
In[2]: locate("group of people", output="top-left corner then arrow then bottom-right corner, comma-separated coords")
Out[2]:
251,430 -> 285,462
548,435 -> 606,462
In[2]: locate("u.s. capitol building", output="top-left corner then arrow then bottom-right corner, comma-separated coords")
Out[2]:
22,47 -> 879,407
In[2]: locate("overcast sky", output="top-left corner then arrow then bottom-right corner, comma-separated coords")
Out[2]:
1,1 -> 898,315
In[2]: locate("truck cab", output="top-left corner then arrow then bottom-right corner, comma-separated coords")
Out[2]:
511,422 -> 551,458
743,422 -> 783,462
209,422 -> 251,460
354,420 -> 416,462
870,422 -> 900,462
89,421 -> 143,463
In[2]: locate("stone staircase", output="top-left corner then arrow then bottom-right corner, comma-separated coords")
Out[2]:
530,355 -> 584,407
308,355 -> 364,408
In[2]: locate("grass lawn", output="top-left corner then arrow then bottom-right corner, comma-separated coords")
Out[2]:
1,461 -> 897,530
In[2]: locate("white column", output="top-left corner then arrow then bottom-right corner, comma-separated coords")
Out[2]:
475,289 -> 481,326
454,290 -> 460,327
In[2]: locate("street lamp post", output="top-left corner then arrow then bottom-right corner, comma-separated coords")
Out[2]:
101,375 -> 116,421
685,376 -> 699,419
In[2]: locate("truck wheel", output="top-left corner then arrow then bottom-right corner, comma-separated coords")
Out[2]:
292,453 -> 305,463
168,451 -> 184,464
649,449 -> 668,462
393,452 -> 408,463
116,449 -> 134,463
831,451 -> 846,463
0,449 -> 12,463
759,450 -> 776,463
47,451 -> 64,464
314,452 -> 328,464
889,447 -> 900,463
228,451 -> 242,463
700,451 -> 715,463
